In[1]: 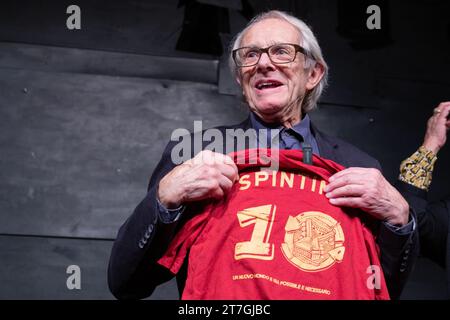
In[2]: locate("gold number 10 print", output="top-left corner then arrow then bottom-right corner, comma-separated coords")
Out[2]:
234,204 -> 345,271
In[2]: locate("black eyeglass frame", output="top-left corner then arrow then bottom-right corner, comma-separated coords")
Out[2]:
232,43 -> 313,68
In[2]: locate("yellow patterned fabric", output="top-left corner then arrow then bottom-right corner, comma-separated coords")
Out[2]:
399,146 -> 437,191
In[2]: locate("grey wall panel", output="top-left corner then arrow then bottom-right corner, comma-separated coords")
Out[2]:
0,0 -> 214,60
0,235 -> 178,299
0,236 -> 115,299
0,42 -> 218,84
0,68 -> 248,238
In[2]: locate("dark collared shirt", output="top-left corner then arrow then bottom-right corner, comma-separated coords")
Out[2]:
249,112 -> 320,155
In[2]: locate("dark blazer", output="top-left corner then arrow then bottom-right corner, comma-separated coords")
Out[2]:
396,181 -> 450,296
108,117 -> 418,300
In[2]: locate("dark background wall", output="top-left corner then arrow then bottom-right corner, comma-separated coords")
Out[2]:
0,0 -> 449,299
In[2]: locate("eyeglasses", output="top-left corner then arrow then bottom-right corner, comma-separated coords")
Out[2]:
232,43 -> 312,68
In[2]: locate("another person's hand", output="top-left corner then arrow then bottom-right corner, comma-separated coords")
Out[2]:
158,150 -> 239,209
325,168 -> 409,226
423,102 -> 450,154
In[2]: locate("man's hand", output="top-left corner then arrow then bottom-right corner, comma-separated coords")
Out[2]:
423,102 -> 450,154
157,150 -> 239,209
324,168 -> 409,226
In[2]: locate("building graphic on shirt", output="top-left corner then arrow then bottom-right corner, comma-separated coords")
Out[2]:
281,211 -> 345,272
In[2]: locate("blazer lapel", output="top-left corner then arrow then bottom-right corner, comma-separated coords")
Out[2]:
235,116 -> 252,130
310,122 -> 342,165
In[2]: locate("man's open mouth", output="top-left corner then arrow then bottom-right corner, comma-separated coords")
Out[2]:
255,80 -> 284,90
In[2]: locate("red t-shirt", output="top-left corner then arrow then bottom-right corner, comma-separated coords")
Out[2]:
158,149 -> 390,300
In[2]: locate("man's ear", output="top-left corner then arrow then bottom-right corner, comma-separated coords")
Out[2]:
235,74 -> 242,86
305,62 -> 325,90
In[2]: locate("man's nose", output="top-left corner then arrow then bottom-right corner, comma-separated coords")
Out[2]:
257,52 -> 275,71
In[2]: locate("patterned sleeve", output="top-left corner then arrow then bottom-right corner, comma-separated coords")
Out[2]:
398,146 -> 437,191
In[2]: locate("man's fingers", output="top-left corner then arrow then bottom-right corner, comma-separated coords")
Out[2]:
217,175 -> 234,194
437,101 -> 450,109
328,167 -> 370,182
434,102 -> 450,118
329,197 -> 362,208
209,175 -> 236,200
436,101 -> 450,113
191,151 -> 239,181
326,172 -> 367,192
193,150 -> 231,165
436,104 -> 450,119
217,162 -> 239,182
214,153 -> 239,182
210,187 -> 225,200
325,184 -> 365,199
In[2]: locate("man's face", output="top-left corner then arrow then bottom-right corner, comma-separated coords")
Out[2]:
237,18 -> 314,124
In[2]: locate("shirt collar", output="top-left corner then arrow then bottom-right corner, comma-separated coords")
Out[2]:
249,112 -> 314,138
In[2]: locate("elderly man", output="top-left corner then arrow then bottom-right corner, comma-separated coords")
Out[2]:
108,10 -> 417,299
396,102 -> 450,296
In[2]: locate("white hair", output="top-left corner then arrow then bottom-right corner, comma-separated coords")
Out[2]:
229,10 -> 329,113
